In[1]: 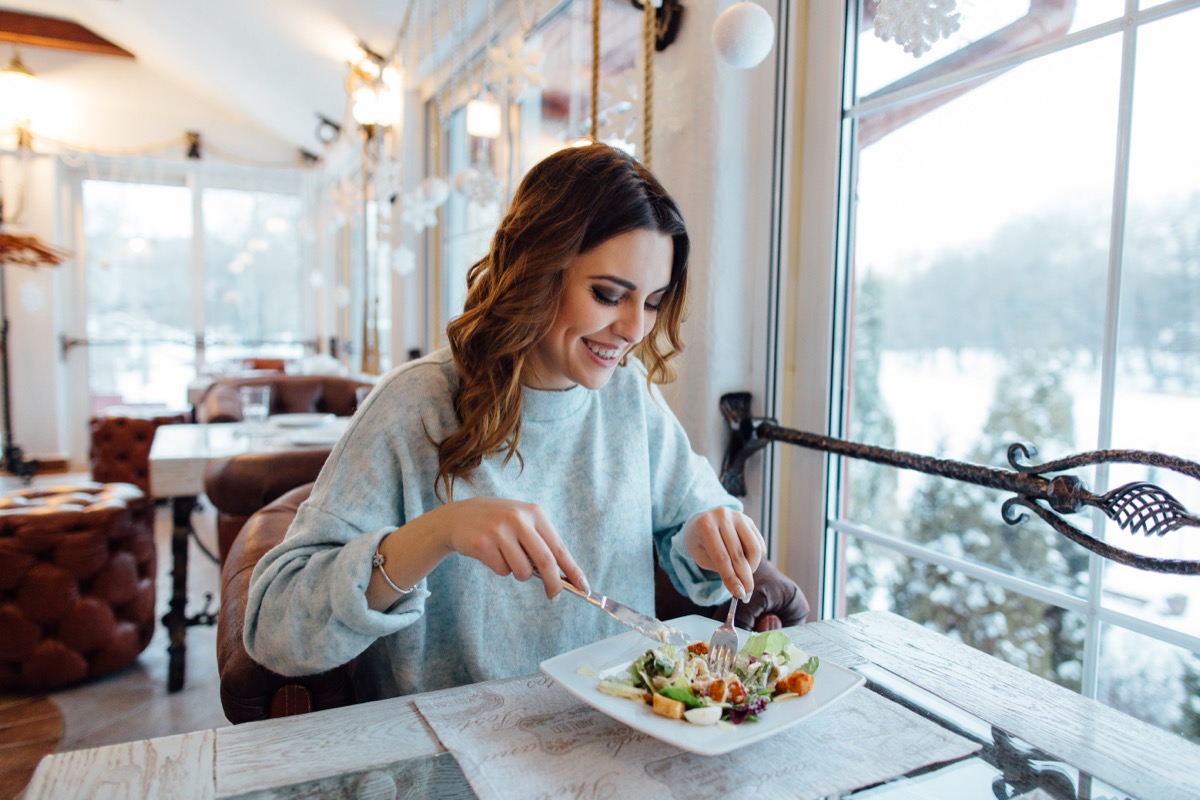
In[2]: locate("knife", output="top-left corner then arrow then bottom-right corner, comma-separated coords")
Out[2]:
557,578 -> 691,647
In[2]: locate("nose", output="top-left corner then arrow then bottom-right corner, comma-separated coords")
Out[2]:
612,302 -> 647,344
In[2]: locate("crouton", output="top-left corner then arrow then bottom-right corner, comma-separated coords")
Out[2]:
688,641 -> 709,656
707,678 -> 727,703
776,670 -> 815,696
651,692 -> 686,720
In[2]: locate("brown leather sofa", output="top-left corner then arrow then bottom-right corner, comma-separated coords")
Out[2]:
195,374 -> 373,424
0,482 -> 156,689
211,455 -> 810,724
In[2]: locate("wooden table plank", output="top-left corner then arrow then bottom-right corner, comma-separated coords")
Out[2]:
809,611 -> 1200,800
23,730 -> 214,800
215,695 -> 445,798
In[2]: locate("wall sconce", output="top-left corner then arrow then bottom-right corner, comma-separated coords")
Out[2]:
347,44 -> 401,133
0,48 -> 36,148
466,97 -> 501,139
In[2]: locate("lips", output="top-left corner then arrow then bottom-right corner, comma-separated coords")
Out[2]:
583,339 -> 621,360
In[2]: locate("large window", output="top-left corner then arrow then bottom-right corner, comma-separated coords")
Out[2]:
79,166 -> 308,412
824,1 -> 1200,742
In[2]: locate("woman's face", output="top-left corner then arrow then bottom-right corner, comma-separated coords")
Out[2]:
525,228 -> 673,391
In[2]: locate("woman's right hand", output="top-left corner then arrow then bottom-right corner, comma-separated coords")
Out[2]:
434,497 -> 589,599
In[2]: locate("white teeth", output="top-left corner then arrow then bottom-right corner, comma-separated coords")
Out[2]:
585,340 -> 620,359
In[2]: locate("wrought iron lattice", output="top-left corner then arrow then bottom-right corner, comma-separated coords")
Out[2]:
719,392 -> 1200,575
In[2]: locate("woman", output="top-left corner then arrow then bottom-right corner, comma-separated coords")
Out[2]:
244,142 -> 764,700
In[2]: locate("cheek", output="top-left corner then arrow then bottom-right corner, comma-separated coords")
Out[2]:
562,295 -> 603,333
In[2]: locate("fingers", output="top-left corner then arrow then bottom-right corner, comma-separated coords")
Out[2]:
445,498 -> 586,601
688,509 -> 765,601
515,504 -> 588,600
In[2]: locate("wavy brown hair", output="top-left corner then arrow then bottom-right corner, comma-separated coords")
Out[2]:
437,142 -> 690,500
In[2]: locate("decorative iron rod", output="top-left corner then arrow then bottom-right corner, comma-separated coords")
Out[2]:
719,392 -> 1200,575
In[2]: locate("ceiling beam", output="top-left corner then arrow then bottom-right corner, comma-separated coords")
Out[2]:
0,9 -> 134,59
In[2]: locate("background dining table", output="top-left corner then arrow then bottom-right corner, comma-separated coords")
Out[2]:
24,611 -> 1200,799
148,418 -> 349,693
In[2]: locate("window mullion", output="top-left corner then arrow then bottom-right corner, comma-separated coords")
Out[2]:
1079,0 -> 1144,703
188,172 -> 206,374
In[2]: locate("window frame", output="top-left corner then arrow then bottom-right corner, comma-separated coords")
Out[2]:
781,0 -> 1200,698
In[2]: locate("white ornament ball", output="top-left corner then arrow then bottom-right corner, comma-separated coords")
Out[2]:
712,2 -> 775,69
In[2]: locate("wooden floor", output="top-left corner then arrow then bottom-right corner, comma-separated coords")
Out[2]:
4,471 -> 231,757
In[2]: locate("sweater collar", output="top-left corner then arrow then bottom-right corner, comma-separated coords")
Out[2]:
521,383 -> 590,421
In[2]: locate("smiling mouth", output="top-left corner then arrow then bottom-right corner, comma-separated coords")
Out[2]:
584,339 -> 621,360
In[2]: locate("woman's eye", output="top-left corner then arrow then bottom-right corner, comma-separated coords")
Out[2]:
645,301 -> 661,312
592,287 -> 620,306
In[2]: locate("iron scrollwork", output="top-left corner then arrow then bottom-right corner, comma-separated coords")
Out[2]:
719,392 -> 1200,575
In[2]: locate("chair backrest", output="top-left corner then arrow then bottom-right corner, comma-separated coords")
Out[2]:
89,413 -> 190,495
203,448 -> 332,563
218,481 -> 359,722
196,375 -> 373,423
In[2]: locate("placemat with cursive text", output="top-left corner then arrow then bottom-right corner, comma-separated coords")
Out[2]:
415,674 -> 980,800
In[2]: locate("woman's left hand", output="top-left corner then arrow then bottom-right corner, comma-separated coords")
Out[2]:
683,508 -> 765,600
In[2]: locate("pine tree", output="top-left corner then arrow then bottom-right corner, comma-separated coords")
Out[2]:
844,272 -> 900,613
1176,654 -> 1200,744
889,352 -> 1086,688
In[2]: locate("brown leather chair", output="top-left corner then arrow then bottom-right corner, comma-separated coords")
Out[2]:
213,463 -> 810,723
203,448 -> 332,563
89,412 -> 191,496
0,482 -> 156,689
195,374 -> 373,423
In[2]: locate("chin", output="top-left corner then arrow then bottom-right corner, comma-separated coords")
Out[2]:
574,366 -> 616,391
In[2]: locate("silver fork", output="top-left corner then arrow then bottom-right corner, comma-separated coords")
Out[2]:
707,597 -> 739,675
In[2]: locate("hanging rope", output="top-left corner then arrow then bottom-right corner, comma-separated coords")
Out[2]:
590,0 -> 601,141
642,0 -> 655,167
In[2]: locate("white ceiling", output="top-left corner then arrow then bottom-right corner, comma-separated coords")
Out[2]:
2,0 -> 422,160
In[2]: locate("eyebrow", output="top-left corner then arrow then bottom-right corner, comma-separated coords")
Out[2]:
591,275 -> 670,294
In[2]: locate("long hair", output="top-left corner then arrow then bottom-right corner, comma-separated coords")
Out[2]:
437,142 -> 690,500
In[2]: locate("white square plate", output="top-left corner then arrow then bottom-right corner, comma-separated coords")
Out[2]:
540,614 -> 865,756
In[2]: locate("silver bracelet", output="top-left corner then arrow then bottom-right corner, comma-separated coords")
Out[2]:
372,551 -> 415,595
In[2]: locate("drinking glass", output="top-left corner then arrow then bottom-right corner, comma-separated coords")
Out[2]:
239,385 -> 271,432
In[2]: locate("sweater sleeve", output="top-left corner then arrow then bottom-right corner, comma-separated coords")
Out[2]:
643,381 -> 742,607
242,368 -> 439,677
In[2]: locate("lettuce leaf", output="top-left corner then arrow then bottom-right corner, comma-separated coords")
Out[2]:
658,679 -> 705,709
740,630 -> 792,659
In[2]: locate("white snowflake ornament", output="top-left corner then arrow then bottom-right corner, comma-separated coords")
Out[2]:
400,188 -> 438,232
593,72 -> 637,141
420,176 -> 450,207
487,33 -> 544,99
453,166 -> 505,206
400,177 -> 451,233
392,244 -> 416,276
873,0 -> 960,58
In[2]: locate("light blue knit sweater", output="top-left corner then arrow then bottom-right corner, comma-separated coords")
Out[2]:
243,348 -> 738,701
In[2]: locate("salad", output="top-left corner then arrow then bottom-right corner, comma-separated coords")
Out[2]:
597,630 -> 819,726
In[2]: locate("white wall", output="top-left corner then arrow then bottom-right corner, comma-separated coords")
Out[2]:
654,2 -> 785,528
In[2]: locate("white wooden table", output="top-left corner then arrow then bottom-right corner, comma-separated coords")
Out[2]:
149,419 -> 348,692
25,612 -> 1200,799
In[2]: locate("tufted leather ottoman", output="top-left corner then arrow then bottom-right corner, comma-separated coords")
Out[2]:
0,482 -> 156,690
